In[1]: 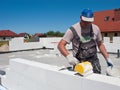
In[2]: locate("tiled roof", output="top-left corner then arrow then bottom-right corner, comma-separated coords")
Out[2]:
93,8 -> 120,32
0,30 -> 18,37
34,33 -> 46,37
34,33 -> 43,37
18,32 -> 28,37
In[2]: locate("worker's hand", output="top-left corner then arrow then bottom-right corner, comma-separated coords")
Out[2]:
106,58 -> 113,67
66,54 -> 79,65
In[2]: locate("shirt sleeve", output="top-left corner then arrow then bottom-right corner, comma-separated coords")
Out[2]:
95,25 -> 102,42
62,28 -> 74,44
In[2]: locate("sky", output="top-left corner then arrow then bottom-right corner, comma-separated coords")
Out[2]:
0,0 -> 120,34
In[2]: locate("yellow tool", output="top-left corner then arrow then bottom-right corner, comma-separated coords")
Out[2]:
74,61 -> 93,76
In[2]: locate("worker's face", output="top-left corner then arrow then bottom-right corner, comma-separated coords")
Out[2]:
80,17 -> 92,28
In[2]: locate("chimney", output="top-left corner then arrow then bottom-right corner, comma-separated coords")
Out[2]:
114,8 -> 120,21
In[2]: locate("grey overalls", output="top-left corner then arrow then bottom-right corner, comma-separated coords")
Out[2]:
70,25 -> 101,74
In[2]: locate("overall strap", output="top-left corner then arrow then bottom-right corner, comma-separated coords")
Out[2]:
69,26 -> 80,41
69,26 -> 81,61
90,24 -> 94,38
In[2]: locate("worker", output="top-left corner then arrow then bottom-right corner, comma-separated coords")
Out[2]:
57,9 -> 113,74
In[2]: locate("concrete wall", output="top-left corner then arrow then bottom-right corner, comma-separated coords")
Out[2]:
9,37 -> 42,51
8,37 -> 120,53
103,37 -> 120,53
2,58 -> 120,90
39,37 -> 62,49
9,37 -> 72,51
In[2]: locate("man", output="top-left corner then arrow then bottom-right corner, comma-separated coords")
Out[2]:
57,9 -> 113,74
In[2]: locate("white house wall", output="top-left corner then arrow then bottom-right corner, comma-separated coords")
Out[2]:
0,37 -> 11,41
103,37 -> 120,53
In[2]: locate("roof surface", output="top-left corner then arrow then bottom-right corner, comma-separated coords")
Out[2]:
94,8 -> 120,32
0,49 -> 120,74
0,30 -> 18,37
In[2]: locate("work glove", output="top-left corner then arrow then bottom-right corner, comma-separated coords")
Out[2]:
106,58 -> 113,67
66,54 -> 79,65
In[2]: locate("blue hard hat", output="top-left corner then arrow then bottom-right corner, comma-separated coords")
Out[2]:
81,9 -> 94,22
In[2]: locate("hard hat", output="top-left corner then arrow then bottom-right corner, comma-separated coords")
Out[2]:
81,9 -> 94,22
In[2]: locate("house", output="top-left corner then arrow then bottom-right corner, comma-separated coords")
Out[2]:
0,30 -> 18,41
18,32 -> 30,39
34,33 -> 46,37
33,33 -> 46,42
94,8 -> 120,42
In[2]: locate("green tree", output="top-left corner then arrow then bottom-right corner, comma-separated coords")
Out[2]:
46,31 -> 55,37
45,30 -> 64,37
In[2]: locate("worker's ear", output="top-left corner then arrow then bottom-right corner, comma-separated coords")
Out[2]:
80,16 -> 82,19
80,16 -> 83,21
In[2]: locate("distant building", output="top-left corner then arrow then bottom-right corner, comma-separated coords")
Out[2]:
18,32 -> 30,39
34,33 -> 46,37
33,33 -> 46,42
94,8 -> 120,42
0,30 -> 18,41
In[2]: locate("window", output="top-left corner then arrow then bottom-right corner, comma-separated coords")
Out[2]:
3,37 -> 6,40
112,18 -> 115,21
104,33 -> 108,37
114,33 -> 118,36
104,16 -> 110,21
